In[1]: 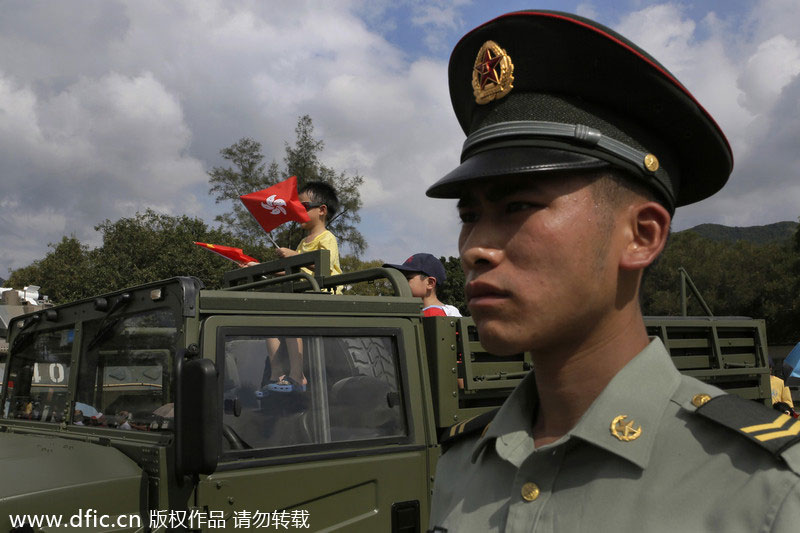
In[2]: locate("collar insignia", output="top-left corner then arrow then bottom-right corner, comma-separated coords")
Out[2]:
611,415 -> 642,442
472,40 -> 514,105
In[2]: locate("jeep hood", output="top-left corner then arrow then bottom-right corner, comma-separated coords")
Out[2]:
0,432 -> 144,528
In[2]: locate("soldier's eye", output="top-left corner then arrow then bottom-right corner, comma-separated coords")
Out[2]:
458,210 -> 478,224
506,201 -> 538,213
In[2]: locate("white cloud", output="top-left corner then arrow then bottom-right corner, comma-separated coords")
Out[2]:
677,172 -> 800,231
409,0 -> 472,53
738,35 -> 800,114
746,0 -> 800,46
612,2 -> 800,231
575,3 -> 599,20
614,4 -> 749,144
0,0 -> 466,275
0,206 -> 72,279
0,73 -> 43,161
0,69 -> 206,272
615,4 -> 697,72
3,0 -> 800,279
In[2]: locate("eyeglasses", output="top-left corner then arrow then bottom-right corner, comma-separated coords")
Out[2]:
301,201 -> 324,211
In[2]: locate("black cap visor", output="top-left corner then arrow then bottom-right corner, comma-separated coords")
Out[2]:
427,146 -> 608,198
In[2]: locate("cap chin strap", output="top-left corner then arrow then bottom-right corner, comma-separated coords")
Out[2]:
461,120 -> 675,211
463,121 -> 652,174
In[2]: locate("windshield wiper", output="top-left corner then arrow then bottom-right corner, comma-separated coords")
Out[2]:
86,293 -> 132,351
10,331 -> 35,355
86,316 -> 124,352
9,315 -> 41,354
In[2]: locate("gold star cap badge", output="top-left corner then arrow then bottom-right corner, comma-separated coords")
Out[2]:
610,415 -> 642,442
472,40 -> 514,105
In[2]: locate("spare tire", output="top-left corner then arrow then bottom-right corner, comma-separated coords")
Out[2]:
338,337 -> 396,385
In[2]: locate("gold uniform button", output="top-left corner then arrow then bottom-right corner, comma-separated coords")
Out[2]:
643,153 -> 659,172
692,394 -> 712,407
521,482 -> 540,502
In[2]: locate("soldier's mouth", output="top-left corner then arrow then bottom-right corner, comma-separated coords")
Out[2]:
465,281 -> 509,306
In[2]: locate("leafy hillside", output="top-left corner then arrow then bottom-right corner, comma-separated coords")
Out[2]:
642,221 -> 800,344
685,221 -> 797,244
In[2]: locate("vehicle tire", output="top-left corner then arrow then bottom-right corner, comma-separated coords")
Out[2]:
339,337 -> 396,384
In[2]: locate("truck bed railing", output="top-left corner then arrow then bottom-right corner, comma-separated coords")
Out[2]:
425,314 -> 772,431
423,316 -> 532,429
222,250 -> 411,297
644,316 -> 771,404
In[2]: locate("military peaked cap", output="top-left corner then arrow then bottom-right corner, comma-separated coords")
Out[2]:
426,10 -> 734,211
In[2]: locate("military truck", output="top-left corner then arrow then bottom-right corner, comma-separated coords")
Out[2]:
0,252 -> 770,532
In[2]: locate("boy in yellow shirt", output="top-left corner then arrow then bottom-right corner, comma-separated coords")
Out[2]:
275,181 -> 342,277
268,181 -> 341,393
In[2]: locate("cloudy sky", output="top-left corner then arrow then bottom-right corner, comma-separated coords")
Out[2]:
1,0 -> 799,277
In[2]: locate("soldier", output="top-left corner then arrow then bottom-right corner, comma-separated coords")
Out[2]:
426,10 -> 800,532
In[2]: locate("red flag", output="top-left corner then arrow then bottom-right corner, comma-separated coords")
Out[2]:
194,242 -> 258,265
240,176 -> 310,234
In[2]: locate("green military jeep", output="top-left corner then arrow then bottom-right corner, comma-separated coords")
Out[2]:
0,252 -> 771,532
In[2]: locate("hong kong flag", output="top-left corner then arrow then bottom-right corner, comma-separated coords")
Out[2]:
240,176 -> 310,234
194,242 -> 258,265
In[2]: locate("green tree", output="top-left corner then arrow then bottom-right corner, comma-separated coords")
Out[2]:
438,256 -> 467,316
641,230 -> 800,344
7,236 -> 94,304
92,209 -> 268,291
7,211 -> 265,304
281,116 -> 365,256
338,256 -> 396,296
208,138 -> 277,247
208,115 -> 366,256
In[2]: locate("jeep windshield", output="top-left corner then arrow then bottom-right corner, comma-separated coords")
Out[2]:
3,307 -> 178,432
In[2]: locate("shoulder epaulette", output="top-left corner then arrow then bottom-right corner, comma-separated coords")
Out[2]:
695,394 -> 800,456
439,408 -> 499,452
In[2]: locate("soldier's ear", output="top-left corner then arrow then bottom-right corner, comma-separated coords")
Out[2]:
619,201 -> 670,271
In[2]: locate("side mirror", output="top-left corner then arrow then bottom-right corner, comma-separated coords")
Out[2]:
175,356 -> 219,479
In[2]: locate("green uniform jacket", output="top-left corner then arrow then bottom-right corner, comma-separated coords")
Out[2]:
430,339 -> 800,532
